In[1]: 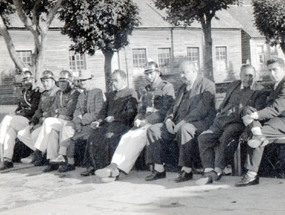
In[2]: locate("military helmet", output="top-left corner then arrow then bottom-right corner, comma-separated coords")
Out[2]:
58,70 -> 73,82
40,70 -> 55,82
144,61 -> 160,74
21,70 -> 33,83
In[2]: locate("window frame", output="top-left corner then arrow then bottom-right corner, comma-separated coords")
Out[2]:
187,47 -> 200,70
69,50 -> 87,71
16,50 -> 33,67
132,48 -> 147,68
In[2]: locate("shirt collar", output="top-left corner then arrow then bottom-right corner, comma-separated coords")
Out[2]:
240,82 -> 253,90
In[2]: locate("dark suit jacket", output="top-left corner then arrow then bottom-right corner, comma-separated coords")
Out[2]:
219,80 -> 266,115
99,87 -> 138,127
166,75 -> 216,127
257,77 -> 285,122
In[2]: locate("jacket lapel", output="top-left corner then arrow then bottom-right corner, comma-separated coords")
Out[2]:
172,84 -> 186,115
187,75 -> 202,107
219,80 -> 241,110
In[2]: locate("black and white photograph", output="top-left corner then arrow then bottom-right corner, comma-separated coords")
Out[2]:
0,0 -> 285,214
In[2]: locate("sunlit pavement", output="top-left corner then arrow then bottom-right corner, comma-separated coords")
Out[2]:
0,163 -> 285,215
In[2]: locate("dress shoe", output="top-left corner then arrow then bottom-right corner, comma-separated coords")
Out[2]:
175,171 -> 193,183
145,170 -> 166,181
248,135 -> 269,148
0,161 -> 13,170
235,174 -> 259,187
58,163 -> 75,173
34,150 -> 45,166
80,168 -> 95,176
195,170 -> 219,185
43,164 -> 59,173
21,153 -> 35,164
50,155 -> 66,164
95,163 -> 119,178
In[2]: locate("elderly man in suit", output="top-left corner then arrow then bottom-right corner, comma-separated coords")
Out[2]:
145,60 -> 216,181
95,61 -> 175,181
197,64 -> 266,185
235,58 -> 285,186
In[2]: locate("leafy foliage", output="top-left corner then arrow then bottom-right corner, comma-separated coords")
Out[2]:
0,0 -> 59,27
253,0 -> 285,53
59,0 -> 140,55
154,0 -> 237,26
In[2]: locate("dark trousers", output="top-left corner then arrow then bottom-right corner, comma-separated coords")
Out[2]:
198,117 -> 245,169
84,121 -> 130,170
146,121 -> 207,168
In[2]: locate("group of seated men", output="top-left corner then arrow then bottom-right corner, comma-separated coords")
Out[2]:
0,57 -> 285,187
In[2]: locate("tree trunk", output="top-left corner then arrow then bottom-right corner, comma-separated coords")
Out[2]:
33,33 -> 47,82
103,50 -> 114,92
201,18 -> 213,81
0,16 -> 25,71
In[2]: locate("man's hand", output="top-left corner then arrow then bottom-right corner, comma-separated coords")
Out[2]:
242,112 -> 258,126
174,120 -> 186,133
165,119 -> 175,134
242,114 -> 254,126
91,121 -> 100,129
134,119 -> 141,128
105,116 -> 115,123
134,119 -> 147,128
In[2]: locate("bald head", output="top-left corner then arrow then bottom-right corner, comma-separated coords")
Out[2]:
179,61 -> 198,86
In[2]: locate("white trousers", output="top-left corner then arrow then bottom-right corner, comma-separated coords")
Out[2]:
111,124 -> 151,174
17,126 -> 55,151
34,117 -> 75,160
0,115 -> 29,160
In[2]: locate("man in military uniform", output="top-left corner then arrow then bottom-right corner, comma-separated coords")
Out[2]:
0,70 -> 41,170
18,70 -> 59,165
52,71 -> 104,172
95,61 -> 175,181
32,70 -> 80,172
80,69 -> 138,177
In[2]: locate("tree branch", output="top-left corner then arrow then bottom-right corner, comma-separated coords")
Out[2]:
0,15 -> 25,70
46,0 -> 66,26
12,0 -> 41,49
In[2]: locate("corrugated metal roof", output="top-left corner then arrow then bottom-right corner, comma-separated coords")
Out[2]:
227,5 -> 263,38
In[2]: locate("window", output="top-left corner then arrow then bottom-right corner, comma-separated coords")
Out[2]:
158,48 -> 171,73
257,45 -> 265,64
269,46 -> 278,58
132,48 -> 147,68
17,50 -> 33,67
187,47 -> 200,69
216,46 -> 227,72
69,51 -> 86,71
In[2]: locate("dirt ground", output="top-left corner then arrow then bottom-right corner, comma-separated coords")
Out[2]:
0,163 -> 285,215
